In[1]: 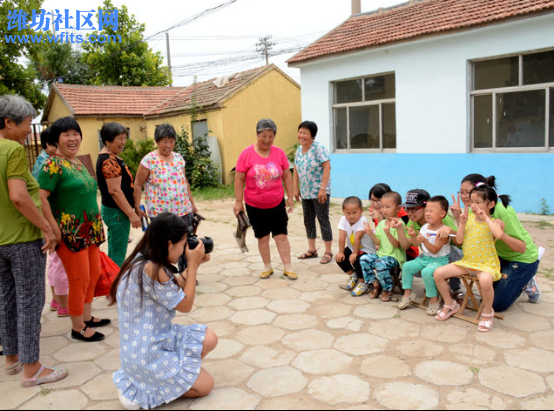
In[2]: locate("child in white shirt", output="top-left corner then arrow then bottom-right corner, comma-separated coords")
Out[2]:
398,196 -> 451,315
336,197 -> 376,292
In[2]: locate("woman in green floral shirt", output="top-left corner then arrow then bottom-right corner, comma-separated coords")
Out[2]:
38,117 -> 109,343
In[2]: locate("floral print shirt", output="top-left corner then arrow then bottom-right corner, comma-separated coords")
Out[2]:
38,154 -> 105,253
295,141 -> 331,199
140,151 -> 193,218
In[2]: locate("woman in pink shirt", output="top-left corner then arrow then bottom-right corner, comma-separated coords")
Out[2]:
234,119 -> 297,280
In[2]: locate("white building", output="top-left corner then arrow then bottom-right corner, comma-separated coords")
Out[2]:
288,0 -> 554,213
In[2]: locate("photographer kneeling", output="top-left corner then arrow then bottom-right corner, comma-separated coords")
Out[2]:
109,213 -> 218,410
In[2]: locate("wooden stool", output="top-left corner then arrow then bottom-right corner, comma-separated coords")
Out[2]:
390,267 -> 403,295
453,274 -> 505,325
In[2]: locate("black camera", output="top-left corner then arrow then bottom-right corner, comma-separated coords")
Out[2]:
187,235 -> 214,254
178,213 -> 214,273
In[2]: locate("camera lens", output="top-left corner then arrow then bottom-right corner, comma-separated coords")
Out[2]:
201,237 -> 214,254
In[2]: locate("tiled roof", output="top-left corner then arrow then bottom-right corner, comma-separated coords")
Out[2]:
52,84 -> 183,116
48,65 -> 275,119
145,65 -> 271,117
288,0 -> 554,65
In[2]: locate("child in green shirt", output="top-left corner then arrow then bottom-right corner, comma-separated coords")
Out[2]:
358,192 -> 409,302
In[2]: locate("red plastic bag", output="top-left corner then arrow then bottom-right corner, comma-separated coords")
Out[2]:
95,252 -> 120,297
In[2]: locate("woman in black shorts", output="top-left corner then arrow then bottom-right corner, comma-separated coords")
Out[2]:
233,119 -> 297,280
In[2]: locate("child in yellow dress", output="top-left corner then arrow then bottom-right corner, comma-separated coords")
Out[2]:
433,183 -> 504,332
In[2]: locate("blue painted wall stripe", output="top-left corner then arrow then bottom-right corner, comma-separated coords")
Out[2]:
329,153 -> 553,214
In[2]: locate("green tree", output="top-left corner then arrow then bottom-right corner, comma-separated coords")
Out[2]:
119,138 -> 156,177
81,0 -> 171,86
32,42 -> 93,86
0,0 -> 47,109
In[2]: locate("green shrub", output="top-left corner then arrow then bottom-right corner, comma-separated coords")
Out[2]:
174,127 -> 220,189
120,139 -> 156,177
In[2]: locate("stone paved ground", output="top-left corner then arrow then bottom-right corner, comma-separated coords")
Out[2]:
2,198 -> 554,410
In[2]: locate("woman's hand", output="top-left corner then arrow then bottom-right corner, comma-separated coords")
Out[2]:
451,193 -> 462,221
287,197 -> 294,214
233,201 -> 245,218
369,207 -> 383,222
294,189 -> 301,203
185,240 -> 206,268
53,224 -> 62,245
41,227 -> 58,253
494,219 -> 505,232
136,206 -> 147,219
318,188 -> 327,204
129,212 -> 141,229
460,206 -> 469,225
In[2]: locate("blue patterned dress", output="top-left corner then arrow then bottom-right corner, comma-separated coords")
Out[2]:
113,260 -> 207,409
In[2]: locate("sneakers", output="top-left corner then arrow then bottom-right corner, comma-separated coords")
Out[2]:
524,276 -> 541,304
351,282 -> 369,297
118,389 -> 141,410
339,275 -> 358,291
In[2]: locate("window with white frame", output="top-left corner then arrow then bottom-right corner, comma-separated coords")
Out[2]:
471,49 -> 554,151
333,73 -> 396,152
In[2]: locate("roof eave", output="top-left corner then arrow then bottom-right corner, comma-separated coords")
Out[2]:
288,7 -> 554,66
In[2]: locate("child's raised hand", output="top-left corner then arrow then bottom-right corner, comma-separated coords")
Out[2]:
417,234 -> 425,244
336,252 -> 345,263
408,227 -> 417,238
363,221 -> 374,236
389,217 -> 403,230
473,206 -> 487,221
384,220 -> 391,235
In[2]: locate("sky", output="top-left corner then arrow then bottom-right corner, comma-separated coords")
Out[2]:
40,0 -> 407,86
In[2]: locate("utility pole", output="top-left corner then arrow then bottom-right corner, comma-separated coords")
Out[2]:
166,32 -> 173,86
256,35 -> 276,66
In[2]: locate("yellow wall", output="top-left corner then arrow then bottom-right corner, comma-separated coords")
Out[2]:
144,109 -> 224,144
45,94 -> 148,170
219,69 -> 301,184
45,67 -> 301,184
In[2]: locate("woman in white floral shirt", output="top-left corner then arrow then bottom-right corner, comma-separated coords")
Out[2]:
293,121 -> 334,264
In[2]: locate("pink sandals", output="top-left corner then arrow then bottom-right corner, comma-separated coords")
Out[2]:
478,310 -> 495,332
20,365 -> 68,387
435,302 -> 460,321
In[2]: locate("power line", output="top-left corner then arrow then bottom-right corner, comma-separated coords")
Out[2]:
144,0 -> 240,41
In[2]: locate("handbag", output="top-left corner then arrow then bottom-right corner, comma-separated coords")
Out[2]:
94,251 -> 120,297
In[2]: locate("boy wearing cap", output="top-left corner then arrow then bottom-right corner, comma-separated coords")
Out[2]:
400,189 -> 463,299
398,195 -> 453,315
